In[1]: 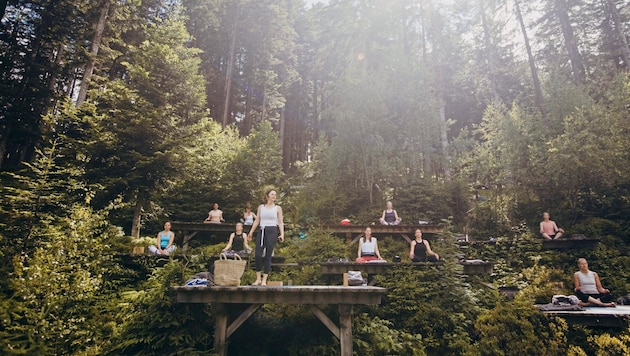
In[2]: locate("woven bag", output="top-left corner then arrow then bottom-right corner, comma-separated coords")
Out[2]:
214,253 -> 246,286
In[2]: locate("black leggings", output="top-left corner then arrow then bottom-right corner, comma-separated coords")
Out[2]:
412,255 -> 438,262
255,226 -> 279,274
575,290 -> 614,303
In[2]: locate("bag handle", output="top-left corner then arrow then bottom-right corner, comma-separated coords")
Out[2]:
219,252 -> 242,261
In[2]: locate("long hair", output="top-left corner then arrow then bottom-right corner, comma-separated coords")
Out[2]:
364,227 -> 372,242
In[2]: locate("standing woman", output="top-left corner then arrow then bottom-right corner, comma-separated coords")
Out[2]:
248,189 -> 284,286
356,227 -> 384,263
148,221 -> 177,255
409,229 -> 439,262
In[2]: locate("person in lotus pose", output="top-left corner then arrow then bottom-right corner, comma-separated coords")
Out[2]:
409,229 -> 439,262
148,221 -> 177,255
356,227 -> 385,262
380,201 -> 402,225
573,258 -> 615,307
540,212 -> 564,240
221,222 -> 252,257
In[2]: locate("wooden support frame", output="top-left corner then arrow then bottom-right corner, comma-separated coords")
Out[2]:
174,286 -> 385,355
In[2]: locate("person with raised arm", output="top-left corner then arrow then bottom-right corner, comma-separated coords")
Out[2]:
247,189 -> 284,286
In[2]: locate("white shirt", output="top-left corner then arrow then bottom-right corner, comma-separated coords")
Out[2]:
259,204 -> 278,228
361,238 -> 377,255
578,271 -> 598,294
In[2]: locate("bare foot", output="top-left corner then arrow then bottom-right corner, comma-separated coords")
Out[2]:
604,302 -> 616,307
261,283 -> 267,286
578,301 -> 590,307
251,281 -> 261,286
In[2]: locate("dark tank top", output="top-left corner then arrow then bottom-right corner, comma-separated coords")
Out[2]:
384,210 -> 396,223
233,233 -> 245,251
413,239 -> 427,261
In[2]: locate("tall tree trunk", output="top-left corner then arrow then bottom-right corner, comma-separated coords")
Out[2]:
77,0 -> 110,106
480,0 -> 501,103
279,105 -> 287,171
438,96 -> 451,181
131,194 -> 144,239
605,0 -> 630,71
261,81 -> 267,121
554,0 -> 586,83
222,19 -> 238,128
46,43 -> 65,115
515,0 -> 546,117
243,75 -> 254,135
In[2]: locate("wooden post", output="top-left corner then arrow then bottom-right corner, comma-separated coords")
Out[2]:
214,303 -> 228,356
339,304 -> 353,356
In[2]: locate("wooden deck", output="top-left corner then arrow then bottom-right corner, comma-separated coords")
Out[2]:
321,261 -> 443,285
459,261 -> 495,275
173,285 -> 387,356
542,237 -> 600,250
540,305 -> 630,328
170,222 -> 445,250
321,224 -> 444,244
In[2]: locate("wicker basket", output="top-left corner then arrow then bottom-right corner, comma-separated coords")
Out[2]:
214,253 -> 246,286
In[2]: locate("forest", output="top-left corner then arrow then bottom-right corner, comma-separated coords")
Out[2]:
1,0 -> 630,354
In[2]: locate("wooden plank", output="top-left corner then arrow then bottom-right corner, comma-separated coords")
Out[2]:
309,305 -> 340,339
226,304 -> 261,338
460,262 -> 495,275
182,231 -> 198,251
173,286 -> 387,305
321,224 -> 443,235
541,306 -> 630,328
339,304 -> 353,356
214,303 -> 228,356
321,262 -> 443,275
400,233 -> 412,243
542,238 -> 600,250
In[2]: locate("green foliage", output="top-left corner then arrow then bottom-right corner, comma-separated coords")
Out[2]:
106,260 -> 215,355
376,262 -> 480,355
474,300 -> 569,355
353,313 -> 425,356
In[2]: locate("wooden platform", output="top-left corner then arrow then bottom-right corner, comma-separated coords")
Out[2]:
320,261 -> 443,285
170,222 -> 252,250
459,261 -> 495,275
170,222 -> 445,250
542,237 -> 600,250
321,224 -> 444,244
540,305 -> 630,328
173,285 -> 387,356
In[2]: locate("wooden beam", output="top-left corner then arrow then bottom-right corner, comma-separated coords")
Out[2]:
226,304 -> 261,339
182,231 -> 198,251
339,304 -> 353,356
309,305 -> 340,339
214,303 -> 228,356
400,233 -> 412,244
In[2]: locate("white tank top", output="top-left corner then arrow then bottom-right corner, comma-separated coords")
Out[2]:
259,204 -> 278,228
578,271 -> 598,294
361,238 -> 377,255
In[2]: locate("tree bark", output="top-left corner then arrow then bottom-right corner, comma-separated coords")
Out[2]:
222,18 -> 238,128
605,0 -> 630,71
480,0 -> 500,103
279,105 -> 287,171
243,75 -> 254,135
554,0 -> 586,83
438,96 -> 451,181
77,0 -> 110,106
131,194 -> 144,239
514,0 -> 546,117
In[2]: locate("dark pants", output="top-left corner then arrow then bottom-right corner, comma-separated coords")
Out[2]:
575,290 -> 614,303
255,226 -> 278,274
412,255 -> 438,262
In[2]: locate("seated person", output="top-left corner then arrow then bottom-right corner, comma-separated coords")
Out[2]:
540,212 -> 564,239
242,204 -> 256,225
573,258 -> 615,307
148,221 -> 177,255
204,203 -> 224,224
356,227 -> 385,262
379,201 -> 402,225
409,228 -> 439,262
221,222 -> 252,257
